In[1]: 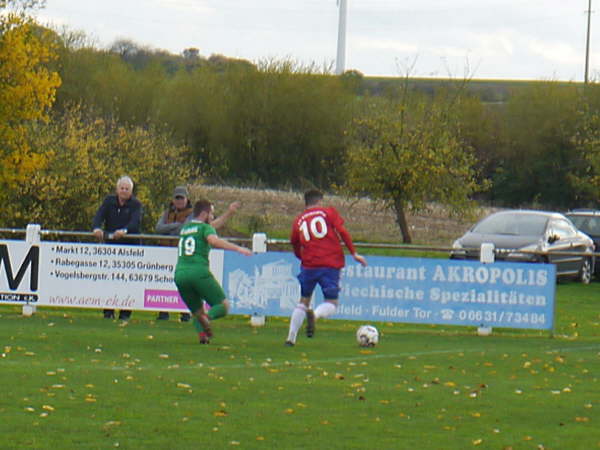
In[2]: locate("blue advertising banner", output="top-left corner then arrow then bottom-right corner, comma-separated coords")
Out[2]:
224,252 -> 556,330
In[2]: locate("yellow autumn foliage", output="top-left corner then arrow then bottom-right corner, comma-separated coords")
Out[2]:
0,2 -> 61,191
2,105 -> 199,231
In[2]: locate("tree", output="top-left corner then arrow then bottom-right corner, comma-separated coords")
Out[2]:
491,81 -> 581,208
0,0 -> 61,193
1,105 -> 198,230
567,85 -> 600,207
343,93 -> 485,243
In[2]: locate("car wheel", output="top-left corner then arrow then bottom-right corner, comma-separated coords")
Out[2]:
579,258 -> 592,284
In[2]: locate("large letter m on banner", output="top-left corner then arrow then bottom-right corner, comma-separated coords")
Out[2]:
0,244 -> 39,291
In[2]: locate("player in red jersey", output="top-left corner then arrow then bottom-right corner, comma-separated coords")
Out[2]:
285,190 -> 367,346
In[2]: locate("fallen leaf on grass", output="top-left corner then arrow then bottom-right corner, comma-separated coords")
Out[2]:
103,421 -> 122,429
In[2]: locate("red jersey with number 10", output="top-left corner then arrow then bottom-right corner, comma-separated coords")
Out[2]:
290,206 -> 356,269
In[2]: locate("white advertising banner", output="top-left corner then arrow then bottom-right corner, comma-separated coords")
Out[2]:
0,240 -> 224,311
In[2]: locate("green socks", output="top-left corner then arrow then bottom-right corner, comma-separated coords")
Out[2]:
192,304 -> 227,333
208,303 -> 227,320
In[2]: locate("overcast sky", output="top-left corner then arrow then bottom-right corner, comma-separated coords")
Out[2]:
37,0 -> 598,81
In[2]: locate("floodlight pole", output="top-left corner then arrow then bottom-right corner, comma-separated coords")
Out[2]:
585,0 -> 592,84
335,0 -> 348,75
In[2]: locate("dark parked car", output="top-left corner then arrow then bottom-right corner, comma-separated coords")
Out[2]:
451,210 -> 595,284
565,209 -> 600,277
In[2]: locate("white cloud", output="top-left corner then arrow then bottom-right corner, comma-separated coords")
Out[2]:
354,37 -> 418,53
528,39 -> 580,65
154,0 -> 215,15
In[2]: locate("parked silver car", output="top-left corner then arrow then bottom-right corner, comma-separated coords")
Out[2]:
451,210 -> 595,284
565,209 -> 600,277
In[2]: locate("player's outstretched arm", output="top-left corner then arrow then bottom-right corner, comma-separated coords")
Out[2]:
210,201 -> 240,230
207,234 -> 252,256
353,253 -> 367,267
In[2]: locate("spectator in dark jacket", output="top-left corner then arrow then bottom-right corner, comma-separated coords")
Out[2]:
92,175 -> 143,320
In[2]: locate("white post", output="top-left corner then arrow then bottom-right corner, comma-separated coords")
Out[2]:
250,233 -> 267,326
477,242 -> 494,335
25,224 -> 41,244
480,242 -> 495,264
23,224 -> 41,316
335,0 -> 348,75
252,233 -> 267,253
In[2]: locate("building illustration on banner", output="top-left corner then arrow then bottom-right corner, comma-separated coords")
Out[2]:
228,259 -> 299,312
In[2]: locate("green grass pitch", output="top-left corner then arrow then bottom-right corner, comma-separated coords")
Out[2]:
1,282 -> 599,449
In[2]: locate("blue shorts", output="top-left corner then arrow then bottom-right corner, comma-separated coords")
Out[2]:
298,267 -> 341,300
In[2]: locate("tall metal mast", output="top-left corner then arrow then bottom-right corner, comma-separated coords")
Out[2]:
336,0 -> 348,75
585,0 -> 593,84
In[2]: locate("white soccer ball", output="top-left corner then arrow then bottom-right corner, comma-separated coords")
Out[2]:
356,325 -> 379,347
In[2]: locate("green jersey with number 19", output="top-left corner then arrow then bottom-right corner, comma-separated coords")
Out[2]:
175,220 -> 216,276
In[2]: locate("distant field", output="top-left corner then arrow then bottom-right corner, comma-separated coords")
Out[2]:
361,76 -> 563,103
1,281 -> 599,449
198,185 -> 494,247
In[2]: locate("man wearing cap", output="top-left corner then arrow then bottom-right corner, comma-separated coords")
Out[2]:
155,186 -> 240,321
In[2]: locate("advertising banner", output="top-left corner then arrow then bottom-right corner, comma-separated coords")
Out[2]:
0,240 -> 223,311
225,252 -> 556,330
1,240 -> 556,329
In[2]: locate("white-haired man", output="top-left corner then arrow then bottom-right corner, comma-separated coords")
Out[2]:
92,175 -> 143,320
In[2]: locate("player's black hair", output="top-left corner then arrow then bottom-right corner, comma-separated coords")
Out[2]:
193,199 -> 213,218
304,189 -> 323,206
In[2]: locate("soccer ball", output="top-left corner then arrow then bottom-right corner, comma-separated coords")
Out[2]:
356,325 -> 379,347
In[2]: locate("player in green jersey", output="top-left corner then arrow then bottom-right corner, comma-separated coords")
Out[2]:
175,199 -> 252,344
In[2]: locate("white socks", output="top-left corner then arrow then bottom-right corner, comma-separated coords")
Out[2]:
286,302 -> 338,343
286,304 -> 307,343
315,302 -> 336,319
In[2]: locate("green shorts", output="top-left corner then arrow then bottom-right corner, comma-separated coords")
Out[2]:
174,270 -> 226,314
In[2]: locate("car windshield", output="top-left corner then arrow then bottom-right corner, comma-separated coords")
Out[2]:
472,213 -> 548,236
568,215 -> 600,236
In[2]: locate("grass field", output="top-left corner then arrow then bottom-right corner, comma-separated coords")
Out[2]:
1,282 -> 599,449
